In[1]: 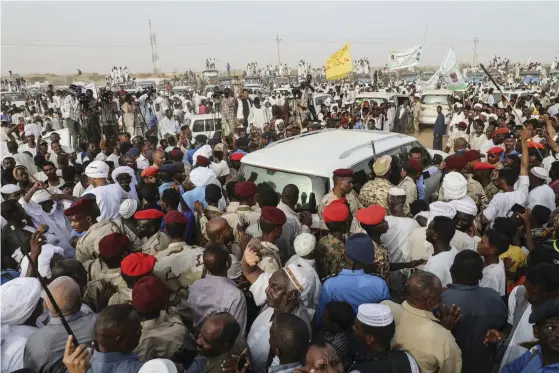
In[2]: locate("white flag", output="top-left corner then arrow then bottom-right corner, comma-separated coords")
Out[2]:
387,45 -> 423,70
440,49 -> 467,91
422,70 -> 441,90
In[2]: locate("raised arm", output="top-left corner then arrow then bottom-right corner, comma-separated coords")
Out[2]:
520,129 -> 529,176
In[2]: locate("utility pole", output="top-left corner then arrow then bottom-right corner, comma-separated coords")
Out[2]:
276,35 -> 281,66
472,37 -> 479,66
149,19 -> 159,74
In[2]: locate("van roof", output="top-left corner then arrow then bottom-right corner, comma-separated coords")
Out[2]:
422,89 -> 453,95
355,92 -> 394,99
190,114 -> 222,120
241,129 -> 415,178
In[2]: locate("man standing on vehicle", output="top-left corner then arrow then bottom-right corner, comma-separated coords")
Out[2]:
221,88 -> 236,138
61,85 -> 81,149
433,105 -> 445,151
412,94 -> 421,135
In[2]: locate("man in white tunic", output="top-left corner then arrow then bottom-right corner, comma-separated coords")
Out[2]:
83,161 -> 128,221
423,215 -> 459,287
528,167 -> 556,213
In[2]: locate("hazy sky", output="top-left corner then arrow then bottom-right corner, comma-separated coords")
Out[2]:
2,1 -> 558,75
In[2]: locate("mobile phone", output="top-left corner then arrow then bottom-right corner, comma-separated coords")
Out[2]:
237,349 -> 249,371
510,203 -> 526,215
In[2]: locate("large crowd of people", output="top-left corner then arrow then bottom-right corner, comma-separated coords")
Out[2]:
1,68 -> 559,373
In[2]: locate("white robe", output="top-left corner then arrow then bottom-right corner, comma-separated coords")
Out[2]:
284,255 -> 322,319
1,325 -> 38,373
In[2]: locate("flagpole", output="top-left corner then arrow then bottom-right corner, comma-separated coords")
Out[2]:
423,26 -> 428,46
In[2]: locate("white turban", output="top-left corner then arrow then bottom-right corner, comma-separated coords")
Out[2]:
294,233 -> 316,257
192,144 -> 213,166
85,161 -> 109,179
427,201 -> 456,226
189,167 -> 216,187
1,277 -> 42,325
139,359 -> 178,373
442,172 -> 468,201
119,199 -> 138,219
31,189 -> 52,204
449,195 -> 478,216
111,166 -> 138,185
19,244 -> 65,280
1,184 -> 21,194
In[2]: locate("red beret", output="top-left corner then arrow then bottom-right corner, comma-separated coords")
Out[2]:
121,253 -> 156,277
164,210 -> 188,225
492,128 -> 510,138
64,197 -> 96,217
141,166 -> 159,177
355,205 -> 386,226
487,146 -> 504,155
323,200 -> 350,223
463,150 -> 481,162
230,152 -> 245,161
169,148 -> 184,158
260,206 -> 287,225
333,169 -> 353,177
445,154 -> 467,170
235,181 -> 257,199
528,141 -> 544,150
99,233 -> 130,258
134,209 -> 165,220
196,155 -> 210,167
473,162 -> 496,170
407,159 -> 424,173
132,276 -> 169,313
457,121 -> 468,129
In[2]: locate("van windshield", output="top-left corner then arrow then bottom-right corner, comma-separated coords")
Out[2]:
238,164 -> 329,213
421,95 -> 449,105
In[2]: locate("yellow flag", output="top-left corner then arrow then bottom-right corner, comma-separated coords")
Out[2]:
325,43 -> 352,81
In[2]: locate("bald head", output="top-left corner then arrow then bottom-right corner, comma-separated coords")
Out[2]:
206,312 -> 240,346
152,150 -> 165,166
281,184 -> 299,205
197,312 -> 241,357
203,243 -> 231,275
205,217 -> 231,243
407,271 -> 442,306
45,276 -> 82,316
454,137 -> 468,150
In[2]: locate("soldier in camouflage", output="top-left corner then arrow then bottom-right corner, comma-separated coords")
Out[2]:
316,199 -> 351,280
318,168 -> 361,231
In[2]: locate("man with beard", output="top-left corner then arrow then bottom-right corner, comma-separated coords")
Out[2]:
134,209 -> 169,256
242,248 -> 311,373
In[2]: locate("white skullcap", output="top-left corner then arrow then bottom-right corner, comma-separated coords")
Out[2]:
1,184 -> 21,194
388,187 -> 406,197
455,103 -> 463,108
449,195 -> 477,216
31,189 -> 52,204
192,144 -> 213,166
119,199 -> 138,219
488,113 -> 498,120
474,103 -> 482,109
189,167 -> 216,187
139,359 -> 178,373
85,160 -> 109,179
294,233 -> 316,257
442,172 -> 468,201
428,201 -> 456,226
112,166 -> 137,185
24,116 -> 31,121
531,167 -> 548,180
284,263 -> 308,293
357,303 -> 394,327
1,277 -> 42,325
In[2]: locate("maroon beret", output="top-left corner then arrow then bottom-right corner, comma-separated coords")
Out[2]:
132,276 -> 169,313
99,233 -> 130,259
407,159 -> 424,173
134,209 -> 165,220
445,154 -> 467,170
196,155 -> 211,167
169,148 -> 184,158
260,206 -> 287,225
333,169 -> 353,177
121,253 -> 156,277
463,150 -> 481,162
235,181 -> 258,199
64,197 -> 96,217
164,211 -> 188,225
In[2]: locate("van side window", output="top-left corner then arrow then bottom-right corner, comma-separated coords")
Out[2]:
192,120 -> 205,133
349,146 -> 405,193
206,119 -> 215,132
402,141 -> 433,167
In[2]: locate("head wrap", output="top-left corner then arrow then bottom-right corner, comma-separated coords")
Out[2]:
189,167 -> 216,187
357,303 -> 394,327
427,201 -> 457,226
442,172 -> 468,201
449,195 -> 478,216
192,144 -> 213,166
0,277 -> 42,325
283,263 -> 308,293
85,161 -> 109,179
30,189 -> 52,204
294,233 -> 316,257
112,166 -> 137,185
138,359 -> 178,373
0,184 -> 21,194
119,199 -> 138,219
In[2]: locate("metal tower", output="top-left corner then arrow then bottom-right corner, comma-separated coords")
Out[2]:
149,19 -> 159,74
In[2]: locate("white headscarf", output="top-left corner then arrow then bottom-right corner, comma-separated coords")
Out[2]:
111,166 -> 138,185
427,201 -> 456,226
189,167 -> 216,187
449,195 -> 478,216
19,244 -> 66,279
85,161 -> 109,179
442,172 -> 468,201
1,277 -> 42,325
192,144 -> 213,166
139,359 -> 178,373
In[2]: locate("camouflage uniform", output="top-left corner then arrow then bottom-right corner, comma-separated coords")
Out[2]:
134,311 -> 195,361
108,287 -> 132,306
154,242 -> 205,287
76,219 -> 143,268
372,241 -> 390,283
358,178 -> 394,209
491,161 -> 504,182
397,176 -> 417,207
315,234 -> 346,280
484,182 -> 501,203
222,205 -> 261,241
142,231 -> 170,256
247,238 -> 282,273
318,190 -> 361,230
199,206 -> 224,240
84,267 -> 127,311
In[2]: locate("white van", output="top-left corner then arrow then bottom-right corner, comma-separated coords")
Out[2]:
239,129 -> 441,228
186,113 -> 222,139
418,89 -> 453,128
353,92 -> 396,107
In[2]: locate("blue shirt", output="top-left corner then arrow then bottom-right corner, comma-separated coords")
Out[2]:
158,181 -> 185,197
1,269 -> 20,284
315,269 -> 390,327
434,112 -> 446,135
89,351 -> 145,373
186,146 -> 201,165
502,346 -> 559,373
182,186 -> 208,213
353,121 -> 365,129
416,174 -> 425,200
501,150 -> 519,161
160,208 -> 196,245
